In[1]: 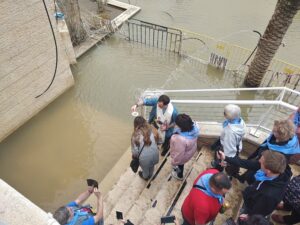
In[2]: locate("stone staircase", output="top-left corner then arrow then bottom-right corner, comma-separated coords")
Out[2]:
103,146 -> 244,225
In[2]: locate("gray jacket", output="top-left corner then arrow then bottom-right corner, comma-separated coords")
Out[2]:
220,118 -> 246,157
131,133 -> 159,167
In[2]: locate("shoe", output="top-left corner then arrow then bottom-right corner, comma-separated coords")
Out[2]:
234,174 -> 245,184
211,160 -> 218,168
161,149 -> 168,156
171,170 -> 183,181
271,214 -> 285,224
138,171 -> 149,181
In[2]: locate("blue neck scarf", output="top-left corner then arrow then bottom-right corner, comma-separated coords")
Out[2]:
294,112 -> 300,127
195,174 -> 224,204
254,169 -> 278,181
223,118 -> 241,128
173,123 -> 200,139
261,134 -> 300,155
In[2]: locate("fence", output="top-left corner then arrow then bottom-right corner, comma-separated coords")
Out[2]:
125,19 -> 182,53
174,28 -> 300,90
120,20 -> 300,90
140,87 -> 300,135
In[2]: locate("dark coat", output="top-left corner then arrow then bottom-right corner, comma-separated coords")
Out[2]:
243,171 -> 290,216
283,175 -> 300,214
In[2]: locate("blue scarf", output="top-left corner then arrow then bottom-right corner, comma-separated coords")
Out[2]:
222,118 -> 241,128
195,174 -> 224,204
173,123 -> 200,140
294,112 -> 300,127
254,169 -> 278,181
261,134 -> 300,155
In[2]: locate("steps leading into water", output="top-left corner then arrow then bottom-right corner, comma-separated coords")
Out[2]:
104,150 -> 172,224
104,145 -> 246,225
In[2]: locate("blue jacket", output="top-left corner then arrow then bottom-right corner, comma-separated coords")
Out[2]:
144,97 -> 178,138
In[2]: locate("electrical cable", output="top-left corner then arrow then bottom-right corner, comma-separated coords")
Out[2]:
36,0 -> 58,98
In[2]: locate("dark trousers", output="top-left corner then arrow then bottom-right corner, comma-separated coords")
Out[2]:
182,218 -> 191,225
177,164 -> 184,178
161,136 -> 171,156
181,213 -> 192,225
283,203 -> 300,224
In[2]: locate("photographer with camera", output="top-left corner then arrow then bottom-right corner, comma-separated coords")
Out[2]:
53,180 -> 103,225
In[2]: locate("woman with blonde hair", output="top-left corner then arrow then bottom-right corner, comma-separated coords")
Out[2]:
249,119 -> 300,159
131,116 -> 159,180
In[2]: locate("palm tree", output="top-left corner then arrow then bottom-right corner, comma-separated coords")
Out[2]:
57,0 -> 87,46
244,0 -> 300,87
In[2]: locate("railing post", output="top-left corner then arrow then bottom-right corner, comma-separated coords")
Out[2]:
250,104 -> 274,138
141,105 -> 145,118
127,22 -> 130,41
277,88 -> 286,110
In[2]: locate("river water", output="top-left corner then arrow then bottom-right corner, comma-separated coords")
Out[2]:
0,0 -> 299,212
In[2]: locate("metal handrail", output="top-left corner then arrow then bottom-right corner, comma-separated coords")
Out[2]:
144,86 -> 300,95
141,87 -> 300,137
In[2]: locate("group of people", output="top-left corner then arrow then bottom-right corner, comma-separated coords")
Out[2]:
130,94 -> 300,225
130,94 -> 199,181
52,94 -> 300,225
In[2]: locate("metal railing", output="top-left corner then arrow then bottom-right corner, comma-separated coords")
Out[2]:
174,28 -> 300,89
125,19 -> 182,53
140,87 -> 300,137
120,22 -> 300,89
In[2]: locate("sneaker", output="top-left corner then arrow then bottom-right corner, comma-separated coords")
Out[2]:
171,170 -> 183,181
271,214 -> 285,224
138,171 -> 149,181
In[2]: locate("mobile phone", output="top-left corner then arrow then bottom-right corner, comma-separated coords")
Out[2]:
86,179 -> 99,189
116,211 -> 123,220
124,219 -> 134,225
161,215 -> 175,224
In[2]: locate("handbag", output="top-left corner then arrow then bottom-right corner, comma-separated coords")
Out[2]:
130,144 -> 145,173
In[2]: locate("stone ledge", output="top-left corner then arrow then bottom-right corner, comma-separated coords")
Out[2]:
74,0 -> 140,59
0,179 -> 59,225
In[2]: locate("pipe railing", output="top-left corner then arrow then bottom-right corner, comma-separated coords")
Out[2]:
140,87 -> 300,137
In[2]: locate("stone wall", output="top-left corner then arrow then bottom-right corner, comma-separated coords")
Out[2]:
0,0 -> 74,142
0,179 -> 59,225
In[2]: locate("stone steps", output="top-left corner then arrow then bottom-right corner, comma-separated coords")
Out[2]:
104,149 -> 170,224
104,145 -> 246,225
124,156 -> 176,225
105,172 -> 147,224
138,154 -> 199,225
103,168 -> 136,220
169,147 -> 246,225
171,147 -> 214,222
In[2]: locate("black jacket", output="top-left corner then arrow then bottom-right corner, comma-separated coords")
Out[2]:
242,171 -> 290,216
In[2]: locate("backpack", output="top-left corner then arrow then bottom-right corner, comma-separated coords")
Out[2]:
66,206 -> 93,225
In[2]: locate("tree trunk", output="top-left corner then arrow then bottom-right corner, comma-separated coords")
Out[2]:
57,0 -> 87,46
97,0 -> 105,13
244,0 -> 300,87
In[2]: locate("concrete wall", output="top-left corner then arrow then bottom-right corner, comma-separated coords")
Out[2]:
0,179 -> 59,225
0,0 -> 74,142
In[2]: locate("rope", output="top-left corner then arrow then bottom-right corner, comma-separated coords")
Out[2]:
36,0 -> 58,98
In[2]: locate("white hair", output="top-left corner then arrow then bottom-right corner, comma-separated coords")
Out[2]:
224,104 -> 241,120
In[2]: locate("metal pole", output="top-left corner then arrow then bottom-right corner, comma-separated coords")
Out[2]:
127,22 -> 130,41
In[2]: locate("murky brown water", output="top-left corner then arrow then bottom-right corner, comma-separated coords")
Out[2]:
0,0 -> 299,212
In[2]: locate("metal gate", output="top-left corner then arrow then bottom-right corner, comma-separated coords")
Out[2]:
126,19 -> 182,53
